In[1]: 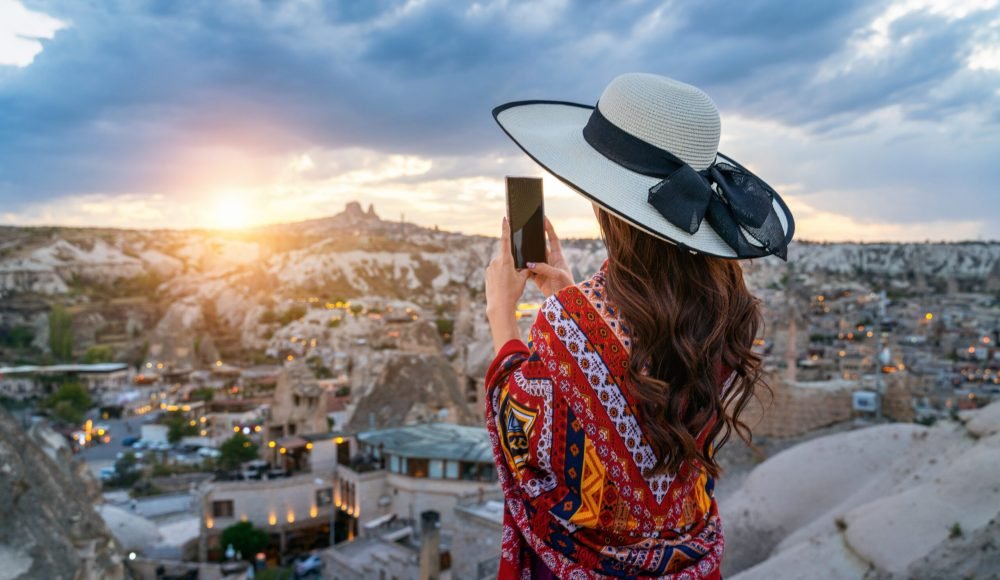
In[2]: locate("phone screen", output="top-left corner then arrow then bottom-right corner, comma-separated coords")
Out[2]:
506,177 -> 546,269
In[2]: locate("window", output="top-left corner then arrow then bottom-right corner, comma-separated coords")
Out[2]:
316,488 -> 333,507
294,395 -> 301,406
479,463 -> 497,482
460,462 -> 478,481
212,500 -> 234,518
429,460 -> 443,479
407,458 -> 428,478
445,461 -> 459,479
289,423 -> 297,435
389,455 -> 400,473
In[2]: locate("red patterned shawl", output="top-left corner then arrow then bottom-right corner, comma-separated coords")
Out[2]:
484,264 -> 727,579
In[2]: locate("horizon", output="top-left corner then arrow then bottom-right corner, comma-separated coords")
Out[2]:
3,198 -> 1000,247
1,0 -> 999,242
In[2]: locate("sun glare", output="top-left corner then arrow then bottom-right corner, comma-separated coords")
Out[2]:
211,193 -> 252,230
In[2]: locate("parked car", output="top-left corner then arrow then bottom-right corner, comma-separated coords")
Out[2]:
197,447 -> 222,459
241,460 -> 269,481
293,554 -> 324,578
121,436 -> 140,447
132,439 -> 150,450
98,466 -> 116,481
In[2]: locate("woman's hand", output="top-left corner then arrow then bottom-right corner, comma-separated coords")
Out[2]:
486,217 -> 530,351
527,217 -> 574,297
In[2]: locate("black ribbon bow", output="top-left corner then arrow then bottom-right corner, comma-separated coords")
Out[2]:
582,106 -> 791,260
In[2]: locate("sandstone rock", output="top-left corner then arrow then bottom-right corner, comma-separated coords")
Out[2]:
0,409 -> 125,579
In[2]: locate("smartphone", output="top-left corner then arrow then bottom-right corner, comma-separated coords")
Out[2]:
505,176 -> 546,269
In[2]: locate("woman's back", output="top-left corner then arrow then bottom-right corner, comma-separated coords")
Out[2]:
485,261 -> 728,578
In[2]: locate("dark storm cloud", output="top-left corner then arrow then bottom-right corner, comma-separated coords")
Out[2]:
1,0 -> 998,230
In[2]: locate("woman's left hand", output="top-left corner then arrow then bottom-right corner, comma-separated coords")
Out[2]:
485,217 -> 529,348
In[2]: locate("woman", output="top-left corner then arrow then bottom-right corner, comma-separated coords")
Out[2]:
483,74 -> 795,578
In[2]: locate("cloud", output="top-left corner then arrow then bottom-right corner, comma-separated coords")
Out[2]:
0,0 -> 66,67
0,0 -> 998,241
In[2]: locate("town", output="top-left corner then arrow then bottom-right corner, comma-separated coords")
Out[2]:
1,205 -> 999,579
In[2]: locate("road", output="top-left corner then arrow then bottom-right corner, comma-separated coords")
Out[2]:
79,411 -> 157,466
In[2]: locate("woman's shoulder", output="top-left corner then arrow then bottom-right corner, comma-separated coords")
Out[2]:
537,266 -> 632,353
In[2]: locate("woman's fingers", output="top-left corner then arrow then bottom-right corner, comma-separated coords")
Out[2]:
498,216 -> 512,264
544,217 -> 563,254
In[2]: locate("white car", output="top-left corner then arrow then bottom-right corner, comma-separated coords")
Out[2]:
132,440 -> 149,450
197,447 -> 222,458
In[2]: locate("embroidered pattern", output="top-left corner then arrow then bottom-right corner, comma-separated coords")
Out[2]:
484,261 -> 726,579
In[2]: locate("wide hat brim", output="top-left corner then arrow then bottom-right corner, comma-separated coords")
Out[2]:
493,100 -> 795,260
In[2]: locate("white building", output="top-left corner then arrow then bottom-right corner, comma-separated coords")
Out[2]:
322,423 -> 502,578
0,362 -> 131,400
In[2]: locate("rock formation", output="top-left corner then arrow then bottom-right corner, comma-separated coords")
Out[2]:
721,400 -> 1000,579
0,408 -> 126,579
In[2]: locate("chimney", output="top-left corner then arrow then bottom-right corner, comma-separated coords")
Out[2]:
419,510 -> 441,580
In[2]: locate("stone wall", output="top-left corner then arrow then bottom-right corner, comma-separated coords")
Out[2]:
741,374 -> 914,438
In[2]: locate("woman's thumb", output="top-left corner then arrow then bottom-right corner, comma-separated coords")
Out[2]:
526,261 -> 558,275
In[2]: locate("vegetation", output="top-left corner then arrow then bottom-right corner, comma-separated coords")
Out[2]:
279,305 -> 307,325
949,522 -> 964,539
220,522 -> 269,561
190,387 -> 215,402
106,452 -> 141,489
82,344 -> 115,363
435,317 -> 454,342
162,411 -> 199,444
219,433 -> 259,469
42,382 -> 92,425
48,304 -> 74,360
0,325 -> 34,349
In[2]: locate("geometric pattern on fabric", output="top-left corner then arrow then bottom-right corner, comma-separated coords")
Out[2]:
484,260 -> 725,579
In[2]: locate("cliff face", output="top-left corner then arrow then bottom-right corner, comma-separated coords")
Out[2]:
0,408 -> 125,580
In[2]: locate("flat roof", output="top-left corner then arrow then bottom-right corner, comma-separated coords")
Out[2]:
357,422 -> 493,463
0,362 -> 130,375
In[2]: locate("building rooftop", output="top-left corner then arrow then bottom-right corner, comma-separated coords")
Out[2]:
0,362 -> 130,375
455,499 -> 505,525
357,422 -> 493,463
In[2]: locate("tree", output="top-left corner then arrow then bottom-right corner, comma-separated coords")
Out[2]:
0,325 -> 34,349
82,345 -> 114,363
49,303 -> 74,360
219,433 -> 258,470
220,522 -> 268,561
162,411 -> 198,444
111,451 -> 141,488
190,387 -> 215,402
43,383 -> 92,425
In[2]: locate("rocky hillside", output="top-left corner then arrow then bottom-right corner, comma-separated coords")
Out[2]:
1,203 -> 997,370
0,408 -> 125,579
720,401 -> 1000,579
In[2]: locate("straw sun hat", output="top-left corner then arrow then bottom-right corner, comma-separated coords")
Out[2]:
493,73 -> 794,260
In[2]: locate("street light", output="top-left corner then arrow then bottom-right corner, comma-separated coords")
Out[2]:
315,477 -> 335,548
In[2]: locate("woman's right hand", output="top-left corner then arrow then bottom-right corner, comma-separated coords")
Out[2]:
527,217 -> 574,297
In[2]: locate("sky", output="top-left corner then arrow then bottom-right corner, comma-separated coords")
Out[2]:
0,0 -> 998,241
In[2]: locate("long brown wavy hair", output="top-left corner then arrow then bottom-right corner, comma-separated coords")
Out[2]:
597,208 -> 765,479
